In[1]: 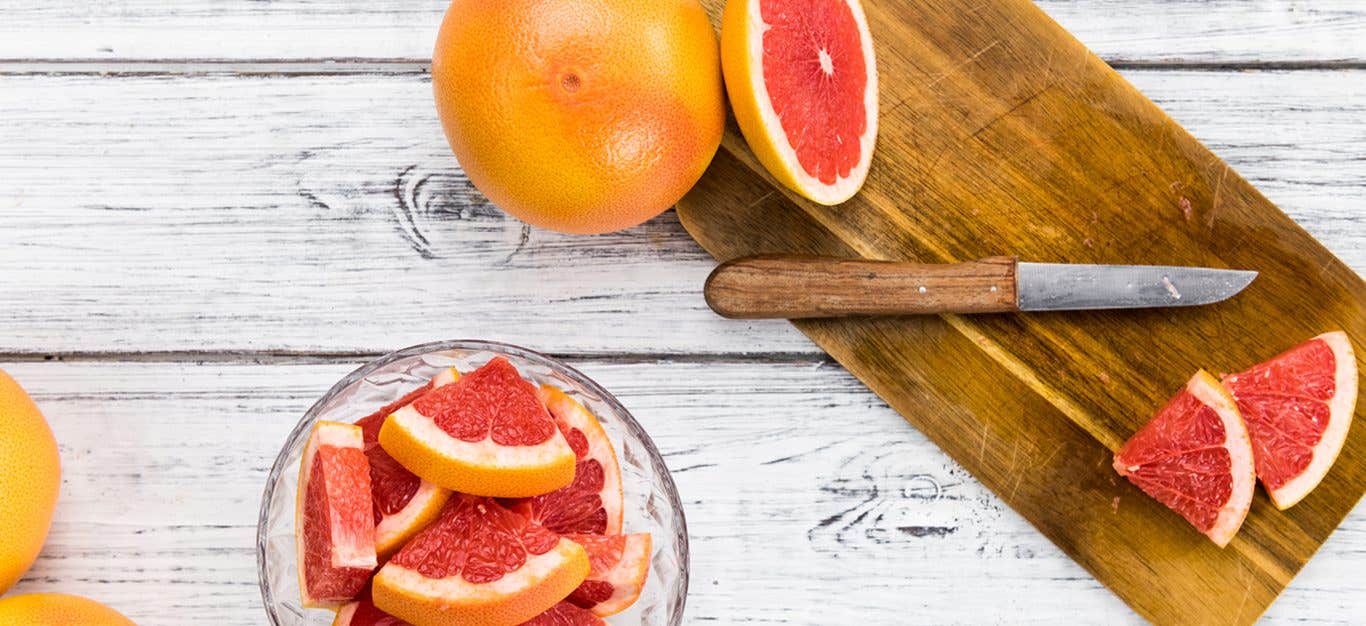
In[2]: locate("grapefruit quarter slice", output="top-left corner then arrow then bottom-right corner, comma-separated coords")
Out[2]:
372,494 -> 590,626
356,368 -> 459,557
563,533 -> 652,617
380,357 -> 576,498
296,421 -> 378,608
522,601 -> 606,626
1223,331 -> 1358,510
1113,370 -> 1256,547
333,585 -> 407,626
720,0 -> 878,205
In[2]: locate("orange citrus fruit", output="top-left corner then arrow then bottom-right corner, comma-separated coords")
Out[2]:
0,593 -> 135,626
296,421 -> 378,608
432,0 -> 726,234
0,369 -> 60,594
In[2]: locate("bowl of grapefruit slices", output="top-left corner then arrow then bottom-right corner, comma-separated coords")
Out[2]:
257,340 -> 688,625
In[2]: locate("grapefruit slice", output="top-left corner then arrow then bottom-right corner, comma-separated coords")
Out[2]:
1223,331 -> 1358,510
720,0 -> 878,205
296,421 -> 378,608
563,533 -> 652,617
355,368 -> 459,557
521,601 -> 605,626
380,357 -> 577,498
1113,370 -> 1256,547
372,494 -> 590,626
507,387 -> 623,535
333,586 -> 407,626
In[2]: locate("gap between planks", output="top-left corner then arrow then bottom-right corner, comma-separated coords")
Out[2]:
0,350 -> 836,366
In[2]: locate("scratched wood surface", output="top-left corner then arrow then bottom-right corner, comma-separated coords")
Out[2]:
0,0 -> 1363,624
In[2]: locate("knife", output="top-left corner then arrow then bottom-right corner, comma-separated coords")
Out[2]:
703,256 -> 1257,319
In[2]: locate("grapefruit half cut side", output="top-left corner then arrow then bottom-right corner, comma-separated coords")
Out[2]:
296,421 -> 378,608
355,368 -> 458,557
563,533 -> 652,617
506,386 -> 624,535
372,494 -> 590,626
720,0 -> 878,205
379,357 -> 577,498
1223,331 -> 1357,509
521,601 -> 606,626
1113,370 -> 1256,547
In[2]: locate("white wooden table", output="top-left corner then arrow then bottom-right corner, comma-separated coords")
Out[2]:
1,2 -> 1363,623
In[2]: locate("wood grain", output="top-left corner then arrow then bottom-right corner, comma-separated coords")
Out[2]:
677,0 -> 1366,623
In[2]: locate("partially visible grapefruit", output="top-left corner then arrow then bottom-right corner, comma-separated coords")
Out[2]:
522,601 -> 606,626
1113,370 -> 1256,547
720,0 -> 879,205
333,585 -> 407,626
297,421 -> 378,608
0,593 -> 135,626
372,494 -> 590,626
0,370 -> 60,594
563,533 -> 652,617
1223,331 -> 1357,510
380,357 -> 577,498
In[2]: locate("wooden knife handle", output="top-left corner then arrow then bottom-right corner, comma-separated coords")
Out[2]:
704,255 -> 1019,319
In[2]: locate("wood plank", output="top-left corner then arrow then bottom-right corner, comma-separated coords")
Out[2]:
676,0 -> 1366,623
2,1 -> 1364,63
0,70 -> 1362,356
1,360 -> 1360,624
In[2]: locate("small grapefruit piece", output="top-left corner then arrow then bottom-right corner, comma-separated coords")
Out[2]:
720,0 -> 879,205
0,370 -> 60,594
564,533 -> 652,617
0,593 -> 135,626
507,387 -> 623,535
1223,331 -> 1358,510
380,357 -> 577,498
356,368 -> 459,557
372,494 -> 590,626
522,601 -> 606,626
297,421 -> 378,608
333,586 -> 408,626
1113,370 -> 1255,547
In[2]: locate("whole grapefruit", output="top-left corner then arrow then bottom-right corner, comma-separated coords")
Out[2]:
0,370 -> 60,594
0,593 -> 135,625
432,0 -> 726,234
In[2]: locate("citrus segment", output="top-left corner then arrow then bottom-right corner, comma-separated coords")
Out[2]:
522,601 -> 606,626
333,586 -> 408,626
379,357 -> 576,498
0,370 -> 60,594
564,533 -> 652,616
1113,370 -> 1255,547
1224,331 -> 1357,509
720,0 -> 878,205
0,593 -> 136,626
372,494 -> 590,626
297,421 -> 378,608
507,387 -> 623,535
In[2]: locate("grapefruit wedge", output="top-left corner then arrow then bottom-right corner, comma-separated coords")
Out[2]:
507,387 -> 623,535
297,421 -> 378,608
1113,370 -> 1256,547
333,586 -> 407,626
357,368 -> 459,557
380,357 -> 577,498
1223,331 -> 1358,510
522,601 -> 605,626
720,0 -> 878,205
372,494 -> 590,626
563,533 -> 652,617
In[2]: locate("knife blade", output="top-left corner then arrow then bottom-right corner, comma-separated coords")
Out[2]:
703,255 -> 1257,319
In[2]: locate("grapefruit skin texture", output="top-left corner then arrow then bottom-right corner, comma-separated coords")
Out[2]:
432,0 -> 725,235
0,370 -> 60,594
0,593 -> 135,626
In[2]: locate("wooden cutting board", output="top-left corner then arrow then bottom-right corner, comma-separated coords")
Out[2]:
677,0 -> 1366,623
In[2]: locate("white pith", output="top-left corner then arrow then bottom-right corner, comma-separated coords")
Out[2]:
390,404 -> 576,466
745,0 -> 878,205
1267,331 -> 1357,509
1187,373 -> 1255,548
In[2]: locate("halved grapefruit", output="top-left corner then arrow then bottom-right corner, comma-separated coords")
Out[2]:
506,387 -> 623,535
720,0 -> 879,205
563,533 -> 652,617
297,421 -> 378,608
1113,370 -> 1256,547
522,601 -> 605,626
379,357 -> 577,498
372,494 -> 590,626
355,368 -> 459,557
1223,331 -> 1357,510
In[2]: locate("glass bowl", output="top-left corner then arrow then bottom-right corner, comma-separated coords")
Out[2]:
257,340 -> 688,625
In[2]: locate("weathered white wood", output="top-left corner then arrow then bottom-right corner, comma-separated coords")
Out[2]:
1,1 -> 1363,63
0,70 -> 1361,355
3,360 -> 1360,624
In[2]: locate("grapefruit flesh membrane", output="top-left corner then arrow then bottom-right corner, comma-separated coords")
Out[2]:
379,357 -> 577,498
1113,371 -> 1256,547
522,601 -> 606,626
721,0 -> 878,205
563,533 -> 652,617
355,368 -> 458,556
1223,331 -> 1357,509
507,387 -> 623,535
297,421 -> 378,608
372,494 -> 590,626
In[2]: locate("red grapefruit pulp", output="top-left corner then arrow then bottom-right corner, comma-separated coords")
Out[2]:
333,586 -> 407,626
1113,371 -> 1255,547
522,601 -> 605,626
297,421 -> 378,607
1223,331 -> 1357,509
564,533 -> 652,617
507,387 -> 623,535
